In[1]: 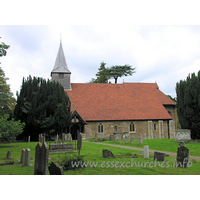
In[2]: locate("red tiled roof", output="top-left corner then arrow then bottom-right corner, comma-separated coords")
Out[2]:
66,83 -> 175,121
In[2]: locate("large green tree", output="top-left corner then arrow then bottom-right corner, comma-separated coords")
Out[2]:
0,68 -> 16,116
90,62 -> 136,84
108,65 -> 136,84
14,76 -> 71,141
176,71 -> 200,139
90,62 -> 109,83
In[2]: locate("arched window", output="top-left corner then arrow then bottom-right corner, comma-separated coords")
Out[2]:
98,123 -> 103,133
130,122 -> 135,132
114,126 -> 117,133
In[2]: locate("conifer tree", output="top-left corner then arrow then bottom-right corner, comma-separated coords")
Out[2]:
14,76 -> 71,141
176,71 -> 200,139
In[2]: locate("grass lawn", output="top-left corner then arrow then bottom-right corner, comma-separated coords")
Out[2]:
0,140 -> 199,175
101,138 -> 200,157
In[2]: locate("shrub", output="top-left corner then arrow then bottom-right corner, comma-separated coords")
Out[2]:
59,153 -> 86,170
89,137 -> 109,142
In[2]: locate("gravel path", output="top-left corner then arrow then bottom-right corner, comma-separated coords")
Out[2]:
91,142 -> 200,161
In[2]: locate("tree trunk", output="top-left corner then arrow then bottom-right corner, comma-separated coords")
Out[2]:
114,77 -> 118,84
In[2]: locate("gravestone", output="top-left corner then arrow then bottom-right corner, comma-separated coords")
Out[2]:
48,162 -> 64,175
130,137 -> 134,144
62,133 -> 65,142
20,149 -> 25,164
144,145 -> 149,159
95,132 -> 98,138
143,133 -> 146,139
28,136 -> 30,143
118,136 -> 122,143
113,135 -> 116,143
6,151 -> 11,159
102,149 -> 115,158
176,142 -> 190,168
34,142 -> 49,175
25,149 -> 32,166
175,129 -> 191,141
125,137 -> 128,144
77,133 -> 82,155
138,138 -> 143,146
154,151 -> 166,162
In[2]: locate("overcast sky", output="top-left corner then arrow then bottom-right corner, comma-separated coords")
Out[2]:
1,25 -> 200,98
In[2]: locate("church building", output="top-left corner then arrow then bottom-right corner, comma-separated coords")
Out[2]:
51,42 -> 177,140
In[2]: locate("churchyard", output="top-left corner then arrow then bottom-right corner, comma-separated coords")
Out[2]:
0,137 -> 200,175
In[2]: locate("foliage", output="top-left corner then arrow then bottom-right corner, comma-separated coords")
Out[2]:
59,153 -> 86,170
0,39 -> 10,57
0,114 -> 25,142
176,71 -> 200,139
89,137 -> 109,142
90,62 -> 136,84
0,68 -> 16,116
14,76 -> 71,141
107,64 -> 136,84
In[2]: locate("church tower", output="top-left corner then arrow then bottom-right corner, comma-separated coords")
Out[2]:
51,42 -> 71,90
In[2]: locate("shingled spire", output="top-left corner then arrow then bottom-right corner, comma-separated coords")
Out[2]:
51,42 -> 71,90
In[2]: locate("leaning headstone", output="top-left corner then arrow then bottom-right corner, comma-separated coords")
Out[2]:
48,162 -> 64,175
20,149 -> 25,164
154,151 -> 166,162
25,149 -> 32,166
144,145 -> 149,159
138,138 -> 143,146
102,149 -> 115,158
6,151 -> 11,159
176,142 -> 190,168
130,137 -> 134,144
34,142 -> 49,175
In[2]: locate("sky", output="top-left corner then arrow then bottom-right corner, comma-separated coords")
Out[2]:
1,25 -> 200,98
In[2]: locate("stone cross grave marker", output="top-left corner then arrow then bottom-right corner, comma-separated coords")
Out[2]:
20,149 -> 25,164
176,142 -> 190,168
48,162 -> 64,175
154,151 -> 166,162
144,145 -> 149,159
6,151 -> 11,159
34,142 -> 49,175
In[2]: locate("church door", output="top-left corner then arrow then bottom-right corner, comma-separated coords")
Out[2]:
71,124 -> 80,140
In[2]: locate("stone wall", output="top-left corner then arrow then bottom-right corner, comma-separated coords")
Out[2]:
84,120 -> 172,139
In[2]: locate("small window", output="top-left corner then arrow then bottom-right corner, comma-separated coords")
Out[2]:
154,124 -> 156,131
59,73 -> 64,79
114,126 -> 117,133
130,122 -> 135,132
168,111 -> 172,116
98,123 -> 103,133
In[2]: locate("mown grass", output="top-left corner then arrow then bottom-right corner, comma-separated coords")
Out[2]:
0,140 -> 199,175
101,138 -> 200,157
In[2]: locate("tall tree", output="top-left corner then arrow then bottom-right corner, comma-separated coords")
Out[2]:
0,68 -> 16,116
176,71 -> 200,139
0,37 -> 10,63
107,64 -> 136,84
14,76 -> 71,141
90,62 -> 109,83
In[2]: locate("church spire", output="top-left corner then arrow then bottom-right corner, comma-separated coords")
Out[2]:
51,41 -> 71,75
51,41 -> 71,90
